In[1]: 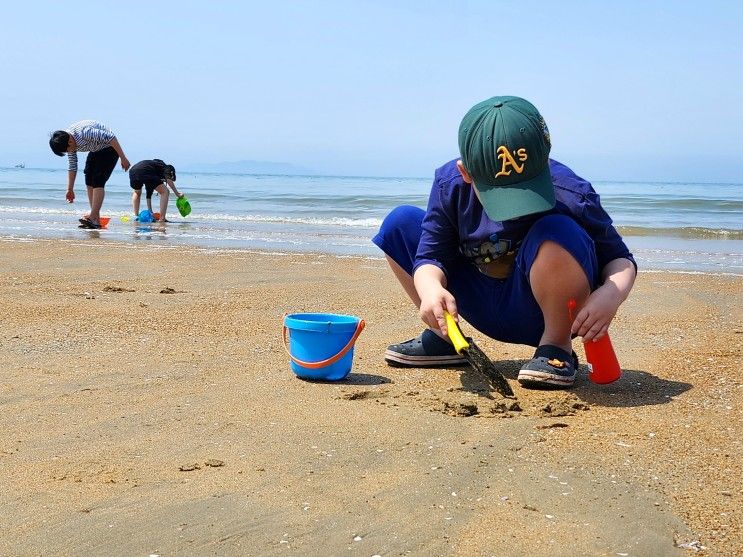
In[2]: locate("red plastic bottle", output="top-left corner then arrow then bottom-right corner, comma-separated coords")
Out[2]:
568,299 -> 622,384
583,333 -> 622,384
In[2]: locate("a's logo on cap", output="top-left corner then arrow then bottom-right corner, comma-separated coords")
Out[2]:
494,146 -> 528,178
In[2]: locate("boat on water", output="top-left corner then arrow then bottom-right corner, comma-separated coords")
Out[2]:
14,163 -> 25,168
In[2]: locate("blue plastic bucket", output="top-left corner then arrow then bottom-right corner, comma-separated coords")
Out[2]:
138,209 -> 154,223
283,313 -> 365,381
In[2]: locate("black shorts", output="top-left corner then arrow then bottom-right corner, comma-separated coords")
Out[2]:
129,178 -> 163,199
84,146 -> 119,188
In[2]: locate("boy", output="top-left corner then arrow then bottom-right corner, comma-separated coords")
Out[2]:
49,120 -> 130,229
372,96 -> 637,389
129,159 -> 184,222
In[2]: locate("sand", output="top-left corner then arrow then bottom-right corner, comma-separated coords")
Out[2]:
0,237 -> 740,556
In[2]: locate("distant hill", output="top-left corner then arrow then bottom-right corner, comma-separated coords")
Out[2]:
184,160 -> 311,175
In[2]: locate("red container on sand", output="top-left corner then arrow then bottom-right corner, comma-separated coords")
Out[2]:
568,298 -> 622,384
584,333 -> 621,384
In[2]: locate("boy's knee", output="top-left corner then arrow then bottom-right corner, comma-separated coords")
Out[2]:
520,214 -> 598,286
380,205 -> 424,232
376,205 -> 425,246
530,214 -> 583,237
527,215 -> 592,254
534,239 -> 572,262
373,205 -> 425,273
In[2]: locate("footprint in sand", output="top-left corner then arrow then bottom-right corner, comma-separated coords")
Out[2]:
159,287 -> 185,294
103,285 -> 135,293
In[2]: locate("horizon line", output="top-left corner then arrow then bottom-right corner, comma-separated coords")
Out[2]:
2,166 -> 742,187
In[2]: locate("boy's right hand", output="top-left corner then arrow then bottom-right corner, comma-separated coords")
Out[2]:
418,285 -> 458,337
65,189 -> 75,203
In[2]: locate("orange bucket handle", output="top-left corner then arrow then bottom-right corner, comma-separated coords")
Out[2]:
282,317 -> 365,369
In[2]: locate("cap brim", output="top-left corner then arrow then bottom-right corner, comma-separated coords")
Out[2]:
475,165 -> 555,222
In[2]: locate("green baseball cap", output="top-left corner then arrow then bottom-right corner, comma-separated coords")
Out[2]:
458,96 -> 554,221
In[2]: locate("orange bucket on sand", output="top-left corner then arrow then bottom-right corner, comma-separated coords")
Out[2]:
99,217 -> 111,228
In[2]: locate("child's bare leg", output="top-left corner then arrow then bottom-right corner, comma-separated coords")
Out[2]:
88,187 -> 105,223
385,255 -> 453,341
529,240 -> 590,353
83,186 -> 94,219
132,189 -> 141,215
156,185 -> 169,220
385,255 -> 420,307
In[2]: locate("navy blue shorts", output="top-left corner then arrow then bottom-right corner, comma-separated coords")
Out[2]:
372,205 -> 598,347
129,180 -> 161,199
84,146 -> 119,188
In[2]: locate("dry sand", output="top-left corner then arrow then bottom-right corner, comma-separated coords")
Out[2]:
0,237 -> 740,556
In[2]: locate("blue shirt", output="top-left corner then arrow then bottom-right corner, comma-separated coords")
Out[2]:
414,158 -> 636,277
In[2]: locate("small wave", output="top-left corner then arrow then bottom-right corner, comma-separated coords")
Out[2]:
1,204 -> 739,239
194,212 -> 383,227
0,205 -> 81,216
0,205 -> 382,227
618,225 -> 743,240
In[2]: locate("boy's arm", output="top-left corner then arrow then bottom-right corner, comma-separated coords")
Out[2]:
413,263 -> 458,337
165,178 -> 182,197
109,137 -> 130,171
412,168 -> 464,336
600,257 -> 636,303
66,170 -> 77,202
571,257 -> 636,342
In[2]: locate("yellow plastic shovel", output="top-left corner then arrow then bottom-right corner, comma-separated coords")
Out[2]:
444,311 -> 514,398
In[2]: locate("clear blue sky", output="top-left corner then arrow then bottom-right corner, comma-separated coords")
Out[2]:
1,1 -> 741,180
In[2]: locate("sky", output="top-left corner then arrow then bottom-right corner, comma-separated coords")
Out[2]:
1,0 -> 741,181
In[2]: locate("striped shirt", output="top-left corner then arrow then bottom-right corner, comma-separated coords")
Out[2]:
65,120 -> 116,172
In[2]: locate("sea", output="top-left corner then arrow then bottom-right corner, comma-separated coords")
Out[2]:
0,167 -> 741,275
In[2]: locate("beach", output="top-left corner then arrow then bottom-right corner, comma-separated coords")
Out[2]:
0,237 -> 740,556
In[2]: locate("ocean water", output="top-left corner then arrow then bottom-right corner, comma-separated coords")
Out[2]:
0,167 -> 741,275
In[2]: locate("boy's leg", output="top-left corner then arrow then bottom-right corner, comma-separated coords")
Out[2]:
155,184 -> 169,220
372,206 -> 467,367
88,187 -> 105,223
509,214 -> 598,388
81,185 -> 104,223
132,189 -> 142,215
83,147 -> 118,226
373,205 -> 424,310
85,186 -> 94,217
385,255 -> 420,306
530,240 -> 590,354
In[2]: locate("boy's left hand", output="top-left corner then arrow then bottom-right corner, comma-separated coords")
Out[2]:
121,156 -> 131,171
571,284 -> 623,342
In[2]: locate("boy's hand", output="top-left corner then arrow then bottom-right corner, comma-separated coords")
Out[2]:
418,285 -> 458,337
65,189 -> 75,203
571,285 -> 623,342
120,156 -> 131,171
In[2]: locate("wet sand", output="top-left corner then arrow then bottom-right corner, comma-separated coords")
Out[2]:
0,237 -> 740,556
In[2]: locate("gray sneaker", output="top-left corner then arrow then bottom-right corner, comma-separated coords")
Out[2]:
518,345 -> 578,388
384,329 -> 468,367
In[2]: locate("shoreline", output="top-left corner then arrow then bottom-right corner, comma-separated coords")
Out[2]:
1,232 -> 742,277
0,238 -> 741,555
